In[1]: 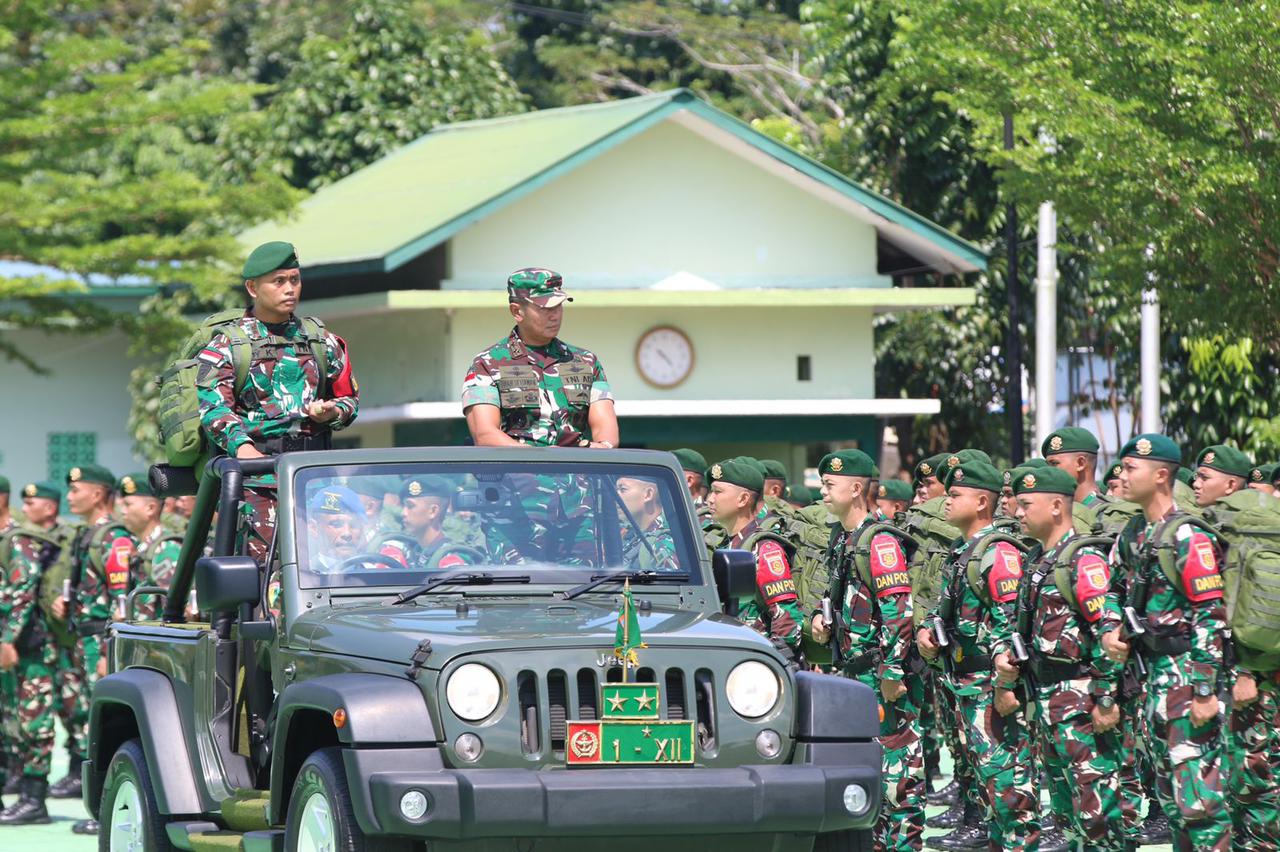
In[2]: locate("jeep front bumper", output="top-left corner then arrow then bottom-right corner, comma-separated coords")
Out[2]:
342,742 -> 881,839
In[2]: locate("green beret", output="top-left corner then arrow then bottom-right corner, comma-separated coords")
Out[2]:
1273,465 -> 1280,486
117,472 -> 158,499
67,464 -> 115,488
708,458 -> 764,494
1042,426 -> 1100,457
870,464 -> 881,480
401,475 -> 454,502
759,459 -> 788,482
738,457 -> 769,479
913,452 -> 950,483
1021,457 -> 1050,469
879,479 -> 914,502
1195,445 -> 1252,479
0,475 -> 7,495
1012,465 -> 1076,497
819,449 -> 875,478
346,476 -> 390,500
1176,466 -> 1194,486
1119,433 -> 1181,465
21,481 -> 61,502
672,448 -> 708,475
786,484 -> 814,505
1251,462 -> 1278,485
242,241 -> 299,279
1103,461 -> 1123,485
943,460 -> 1004,493
955,448 -> 993,465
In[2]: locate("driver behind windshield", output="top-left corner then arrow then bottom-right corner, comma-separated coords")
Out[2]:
615,476 -> 679,572
306,486 -> 367,573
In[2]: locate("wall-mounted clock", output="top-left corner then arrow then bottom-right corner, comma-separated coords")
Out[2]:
635,325 -> 694,389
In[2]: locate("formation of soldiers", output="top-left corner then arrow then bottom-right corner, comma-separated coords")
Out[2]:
672,429 -> 1280,852
2,242 -> 1278,852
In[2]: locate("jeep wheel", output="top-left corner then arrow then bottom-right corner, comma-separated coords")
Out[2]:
286,748 -> 410,852
812,828 -> 874,852
99,738 -> 174,852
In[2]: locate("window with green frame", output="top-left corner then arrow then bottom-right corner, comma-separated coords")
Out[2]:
47,432 -> 97,486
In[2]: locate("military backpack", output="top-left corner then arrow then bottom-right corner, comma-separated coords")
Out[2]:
760,498 -> 835,665
0,523 -> 82,648
157,309 -> 330,468
900,497 -> 961,626
1198,490 -> 1280,662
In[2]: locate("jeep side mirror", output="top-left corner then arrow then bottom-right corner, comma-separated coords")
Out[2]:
195,556 -> 261,613
711,549 -> 756,618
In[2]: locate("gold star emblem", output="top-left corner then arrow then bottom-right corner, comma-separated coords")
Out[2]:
829,457 -> 844,473
710,464 -> 723,480
1049,435 -> 1063,451
641,726 -> 653,738
634,691 -> 657,712
69,467 -> 82,482
1023,474 -> 1037,489
1136,438 -> 1153,456
121,476 -> 137,495
947,455 -> 960,467
920,463 -> 932,476
23,484 -> 36,498
1203,451 -> 1216,465
408,480 -> 423,496
606,693 -> 628,712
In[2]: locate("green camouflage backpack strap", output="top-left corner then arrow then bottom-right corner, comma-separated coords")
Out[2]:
1051,535 -> 1118,619
960,531 -> 1030,606
850,521 -> 919,595
298,315 -> 331,397
1149,511 -> 1222,592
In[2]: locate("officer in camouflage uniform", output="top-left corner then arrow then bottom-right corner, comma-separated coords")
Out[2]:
198,241 -> 360,563
916,459 -> 1039,852
672,449 -> 708,504
377,477 -> 479,571
811,450 -> 924,851
1000,466 -> 1132,850
1191,444 -> 1280,850
1100,434 -> 1232,851
462,268 -> 617,449
1042,426 -> 1111,511
877,479 -> 913,520
705,458 -> 803,656
0,475 -> 20,800
117,474 -> 184,621
1103,461 -> 1124,497
615,476 -> 679,572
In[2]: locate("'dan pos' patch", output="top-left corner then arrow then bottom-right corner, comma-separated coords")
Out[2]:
1074,553 -> 1111,622
1181,532 -> 1224,602
869,534 -> 911,598
756,540 -> 797,605
987,542 -> 1023,604
105,536 -> 135,591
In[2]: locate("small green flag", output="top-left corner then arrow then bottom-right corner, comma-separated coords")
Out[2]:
614,579 -> 646,669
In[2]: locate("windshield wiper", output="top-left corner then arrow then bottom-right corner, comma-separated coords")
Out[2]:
387,571 -> 531,606
562,570 -> 691,601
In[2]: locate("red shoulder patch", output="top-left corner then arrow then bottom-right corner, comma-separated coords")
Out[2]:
987,542 -> 1023,604
378,541 -> 410,568
328,334 -> 356,398
1074,553 -> 1110,622
755,540 -> 797,605
869,533 -> 911,598
106,535 -> 134,591
1182,531 -> 1225,603
437,553 -> 466,570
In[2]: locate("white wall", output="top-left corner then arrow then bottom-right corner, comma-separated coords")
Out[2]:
448,119 -> 884,290
321,309 -> 450,407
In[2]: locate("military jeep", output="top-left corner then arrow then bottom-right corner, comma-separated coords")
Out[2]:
86,449 -> 881,852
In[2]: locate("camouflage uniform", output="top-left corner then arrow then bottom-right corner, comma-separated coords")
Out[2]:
620,515 -> 679,572
1016,531 -> 1132,849
131,525 -> 183,620
1102,507 -> 1232,851
0,532 -> 57,784
461,328 -> 612,447
479,473 -> 598,566
728,517 -> 802,655
826,519 -> 923,851
931,526 -> 1039,852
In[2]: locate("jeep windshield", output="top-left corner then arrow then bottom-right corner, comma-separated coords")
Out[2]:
292,461 -> 702,590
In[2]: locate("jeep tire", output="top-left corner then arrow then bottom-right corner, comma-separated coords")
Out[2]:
285,747 -> 411,852
812,828 -> 874,852
99,738 -> 174,852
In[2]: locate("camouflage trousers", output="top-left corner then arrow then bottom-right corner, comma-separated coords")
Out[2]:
934,672 -> 982,811
1029,688 -> 1132,850
1118,691 -> 1152,836
0,642 -> 59,780
1227,673 -> 1280,851
68,636 -> 104,761
244,487 -> 278,565
950,682 -> 1040,852
1143,664 -> 1231,852
852,670 -> 925,852
919,671 -> 942,779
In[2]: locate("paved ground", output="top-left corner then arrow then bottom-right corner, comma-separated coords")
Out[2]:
3,727 -> 1174,850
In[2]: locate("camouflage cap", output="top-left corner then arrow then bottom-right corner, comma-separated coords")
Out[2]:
67,464 -> 115,488
1119,433 -> 1181,464
22,481 -> 61,502
759,459 -> 788,482
707,458 -> 764,494
943,459 -> 1003,493
242,241 -> 299,279
671,448 -> 708,475
507,267 -> 572,307
819,449 -> 875,478
1042,426 -> 1100,457
1012,465 -> 1075,497
117,472 -> 158,499
308,486 -> 364,516
1195,444 -> 1252,479
879,479 -> 914,502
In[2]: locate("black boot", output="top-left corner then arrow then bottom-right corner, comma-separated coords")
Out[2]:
71,818 -> 99,835
927,777 -> 960,807
47,757 -> 83,799
1037,816 -> 1070,852
0,777 -> 51,826
1135,808 -> 1171,846
928,801 -> 986,850
926,797 -> 964,829
2,760 -> 19,797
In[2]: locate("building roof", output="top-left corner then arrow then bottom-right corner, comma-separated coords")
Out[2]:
241,89 -> 987,279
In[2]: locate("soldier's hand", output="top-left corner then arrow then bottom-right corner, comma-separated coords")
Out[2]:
916,628 -> 939,660
994,686 -> 1021,717
0,643 -> 17,670
51,597 -> 68,620
1233,673 -> 1259,709
96,657 -> 108,678
306,400 -> 340,423
810,614 -> 831,643
994,652 -> 1020,682
235,443 -> 266,460
880,678 -> 906,703
1190,694 -> 1219,727
1101,630 -> 1130,664
1092,701 -> 1120,733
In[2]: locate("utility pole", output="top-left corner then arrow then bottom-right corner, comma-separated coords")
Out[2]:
1034,202 -> 1058,451
1004,112 -> 1025,464
1140,245 -> 1161,432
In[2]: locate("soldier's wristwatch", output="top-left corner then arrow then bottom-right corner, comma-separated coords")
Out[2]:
1095,695 -> 1116,710
1194,682 -> 1214,698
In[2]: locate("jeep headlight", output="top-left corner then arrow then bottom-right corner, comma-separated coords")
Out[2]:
446,664 -> 501,721
725,661 -> 780,719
